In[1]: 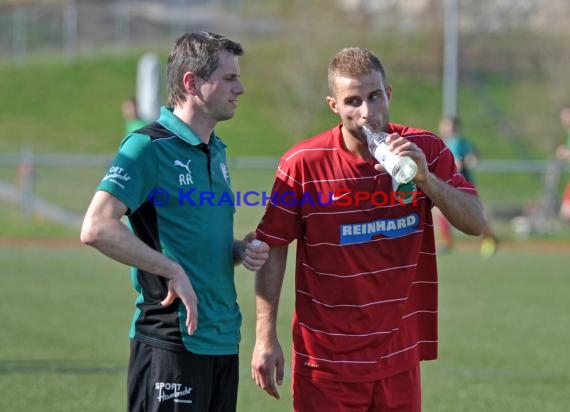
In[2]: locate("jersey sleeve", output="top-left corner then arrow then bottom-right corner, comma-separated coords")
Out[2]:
256,156 -> 304,246
426,136 -> 478,195
96,133 -> 157,214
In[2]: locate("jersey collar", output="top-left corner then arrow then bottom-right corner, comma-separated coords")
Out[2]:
158,106 -> 222,148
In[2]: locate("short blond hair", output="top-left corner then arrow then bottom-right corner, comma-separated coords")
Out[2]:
327,47 -> 387,95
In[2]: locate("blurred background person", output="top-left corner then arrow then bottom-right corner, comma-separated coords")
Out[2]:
121,97 -> 147,134
436,116 -> 499,257
556,105 -> 570,222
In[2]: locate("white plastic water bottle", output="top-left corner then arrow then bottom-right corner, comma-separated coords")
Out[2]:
362,125 -> 417,184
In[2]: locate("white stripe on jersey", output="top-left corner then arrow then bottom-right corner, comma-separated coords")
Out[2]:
402,310 -> 438,319
295,339 -> 438,364
299,321 -> 399,337
285,147 -> 338,161
379,340 -> 438,359
302,174 -> 382,187
256,228 -> 290,243
302,262 -> 417,278
419,250 -> 437,256
429,146 -> 451,166
266,200 -> 298,215
297,289 -> 407,308
295,350 -> 378,364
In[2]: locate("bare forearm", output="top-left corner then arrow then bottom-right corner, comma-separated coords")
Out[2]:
255,246 -> 288,341
81,214 -> 182,279
81,191 -> 198,334
418,173 -> 486,235
251,245 -> 288,399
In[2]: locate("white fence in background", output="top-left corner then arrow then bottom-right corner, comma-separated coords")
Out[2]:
0,153 -> 568,232
0,0 -> 266,65
1,153 -> 569,172
2,0 -> 569,65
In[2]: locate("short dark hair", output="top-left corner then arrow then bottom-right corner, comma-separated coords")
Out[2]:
167,31 -> 244,107
328,47 -> 387,95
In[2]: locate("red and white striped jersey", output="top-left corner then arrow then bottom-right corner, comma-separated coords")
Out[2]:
256,123 -> 477,382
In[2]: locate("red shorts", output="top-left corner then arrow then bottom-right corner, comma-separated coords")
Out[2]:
293,366 -> 421,412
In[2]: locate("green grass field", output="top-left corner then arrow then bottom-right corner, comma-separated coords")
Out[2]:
1,240 -> 568,411
1,22 -> 569,411
0,37 -> 562,159
1,169 -> 569,411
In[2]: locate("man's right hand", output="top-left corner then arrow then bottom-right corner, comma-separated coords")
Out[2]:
161,270 -> 198,335
81,190 -> 199,336
251,338 -> 285,400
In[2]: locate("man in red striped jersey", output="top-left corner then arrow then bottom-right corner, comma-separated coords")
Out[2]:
251,47 -> 487,411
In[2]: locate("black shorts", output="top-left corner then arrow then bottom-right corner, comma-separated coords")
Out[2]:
127,339 -> 239,412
